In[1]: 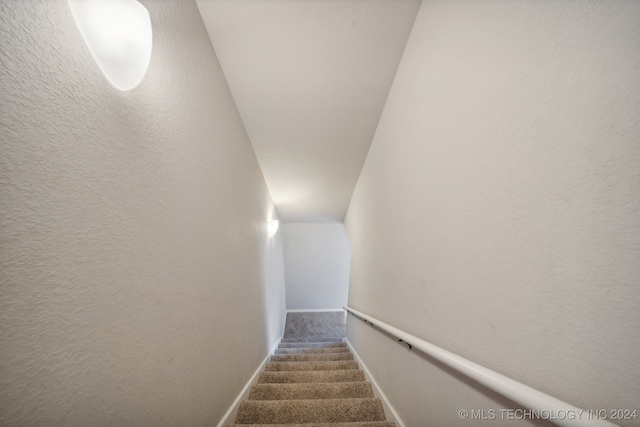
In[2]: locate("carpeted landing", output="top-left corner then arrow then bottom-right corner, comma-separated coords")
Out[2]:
230,314 -> 395,426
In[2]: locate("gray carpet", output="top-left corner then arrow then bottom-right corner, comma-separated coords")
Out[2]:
231,311 -> 395,427
282,311 -> 346,340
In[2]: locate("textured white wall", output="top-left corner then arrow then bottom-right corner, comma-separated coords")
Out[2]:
0,1 -> 286,426
282,223 -> 350,310
345,1 -> 640,426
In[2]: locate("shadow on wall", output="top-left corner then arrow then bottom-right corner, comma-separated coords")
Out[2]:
282,223 -> 351,310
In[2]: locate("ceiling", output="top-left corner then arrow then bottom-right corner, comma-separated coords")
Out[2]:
196,0 -> 421,223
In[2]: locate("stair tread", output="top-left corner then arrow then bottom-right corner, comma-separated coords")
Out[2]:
248,382 -> 374,400
230,423 -> 395,427
265,361 -> 359,371
235,398 -> 386,424
281,337 -> 345,343
275,347 -> 351,355
271,353 -> 354,362
259,370 -> 365,384
279,342 -> 347,349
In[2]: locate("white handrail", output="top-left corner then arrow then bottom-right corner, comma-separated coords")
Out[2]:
344,306 -> 618,427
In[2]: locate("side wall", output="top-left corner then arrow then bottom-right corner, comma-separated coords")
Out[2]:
0,1 -> 286,426
282,223 -> 350,310
345,1 -> 640,426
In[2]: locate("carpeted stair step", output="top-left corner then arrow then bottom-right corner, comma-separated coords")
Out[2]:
281,337 -> 345,343
270,353 -> 354,362
265,361 -> 359,372
259,369 -> 365,384
279,342 -> 347,349
230,422 -> 396,427
232,313 -> 395,426
235,398 -> 386,424
248,382 -> 374,400
275,347 -> 351,355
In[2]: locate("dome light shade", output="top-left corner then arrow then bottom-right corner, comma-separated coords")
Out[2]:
68,0 -> 153,91
268,220 -> 279,237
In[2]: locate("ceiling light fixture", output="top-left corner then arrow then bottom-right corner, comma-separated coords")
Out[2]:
268,220 -> 280,237
68,0 -> 153,91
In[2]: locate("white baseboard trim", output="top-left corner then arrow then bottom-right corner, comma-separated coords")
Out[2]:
346,338 -> 406,427
216,339 -> 280,427
286,308 -> 345,312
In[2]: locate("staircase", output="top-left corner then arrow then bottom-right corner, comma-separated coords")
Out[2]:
230,312 -> 395,426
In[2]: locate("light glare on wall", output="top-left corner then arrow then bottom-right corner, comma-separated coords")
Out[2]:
68,0 -> 153,91
268,220 -> 280,237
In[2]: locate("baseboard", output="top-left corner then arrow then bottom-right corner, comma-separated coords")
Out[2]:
345,338 -> 406,427
216,339 -> 281,427
286,308 -> 346,312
